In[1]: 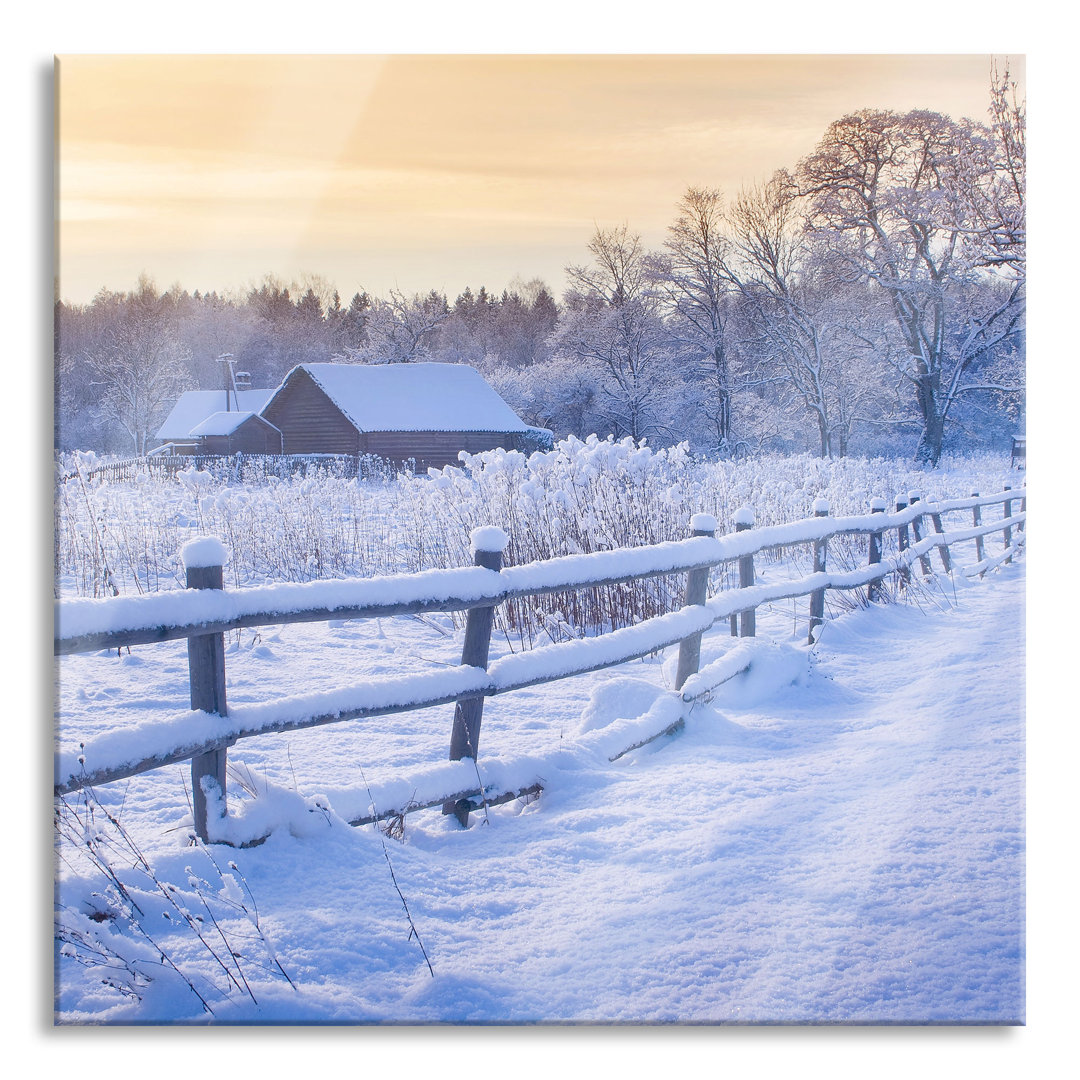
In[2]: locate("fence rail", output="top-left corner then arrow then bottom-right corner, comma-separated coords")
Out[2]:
54,486 -> 1025,839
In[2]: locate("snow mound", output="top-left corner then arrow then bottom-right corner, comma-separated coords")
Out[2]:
706,641 -> 809,708
576,677 -> 669,736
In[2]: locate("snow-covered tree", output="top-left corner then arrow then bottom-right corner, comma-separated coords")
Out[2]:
796,102 -> 1025,464
556,225 -> 682,442
724,173 -> 890,458
338,289 -> 450,364
84,277 -> 194,455
654,187 -> 737,450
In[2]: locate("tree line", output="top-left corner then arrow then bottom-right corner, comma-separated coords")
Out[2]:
55,65 -> 1024,465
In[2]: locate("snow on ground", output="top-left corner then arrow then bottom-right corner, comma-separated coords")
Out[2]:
53,557 -> 1025,1025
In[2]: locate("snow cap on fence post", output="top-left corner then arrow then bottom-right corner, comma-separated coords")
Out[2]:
180,535 -> 229,571
690,513 -> 717,535
733,505 -> 755,528
470,525 -> 509,557
812,497 -> 830,516
869,497 -> 888,512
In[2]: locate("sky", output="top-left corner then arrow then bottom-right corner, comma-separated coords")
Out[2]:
54,53 -> 1024,306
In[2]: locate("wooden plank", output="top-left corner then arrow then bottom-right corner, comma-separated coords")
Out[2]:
55,547 -> 729,656
350,783 -> 543,829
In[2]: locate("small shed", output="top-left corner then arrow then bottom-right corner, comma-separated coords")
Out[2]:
259,362 -> 551,468
155,388 -> 277,450
188,411 -> 283,455
1011,433 -> 1026,470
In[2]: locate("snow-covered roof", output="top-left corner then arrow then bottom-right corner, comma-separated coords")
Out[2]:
156,389 -> 276,440
273,363 -> 532,434
188,411 -> 270,437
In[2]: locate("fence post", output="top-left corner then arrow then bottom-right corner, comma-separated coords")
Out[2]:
1003,484 -> 1013,564
867,497 -> 886,602
182,537 -> 231,843
808,498 -> 829,643
928,498 -> 952,574
970,490 -> 985,574
444,526 -> 507,827
675,514 -> 717,691
734,506 -> 756,638
895,496 -> 911,587
908,492 -> 933,577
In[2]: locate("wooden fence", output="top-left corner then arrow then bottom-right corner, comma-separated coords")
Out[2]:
57,452 -> 397,485
54,486 -> 1026,841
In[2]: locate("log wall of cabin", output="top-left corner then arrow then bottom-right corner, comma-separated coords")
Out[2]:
362,430 -> 521,468
261,371 -> 361,455
198,420 -> 282,455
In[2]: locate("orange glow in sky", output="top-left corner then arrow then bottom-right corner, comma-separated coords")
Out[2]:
55,54 -> 1023,305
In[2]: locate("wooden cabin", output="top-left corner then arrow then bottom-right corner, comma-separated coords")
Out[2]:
259,363 -> 551,468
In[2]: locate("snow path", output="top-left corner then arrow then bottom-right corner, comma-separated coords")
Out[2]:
54,564 -> 1024,1024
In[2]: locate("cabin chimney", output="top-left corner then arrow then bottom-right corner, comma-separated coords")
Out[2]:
216,353 -> 237,411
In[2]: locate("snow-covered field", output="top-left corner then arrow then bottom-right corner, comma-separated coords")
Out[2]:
54,511 -> 1026,1025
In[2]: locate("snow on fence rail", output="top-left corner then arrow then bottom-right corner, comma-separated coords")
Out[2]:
54,485 -> 1025,841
